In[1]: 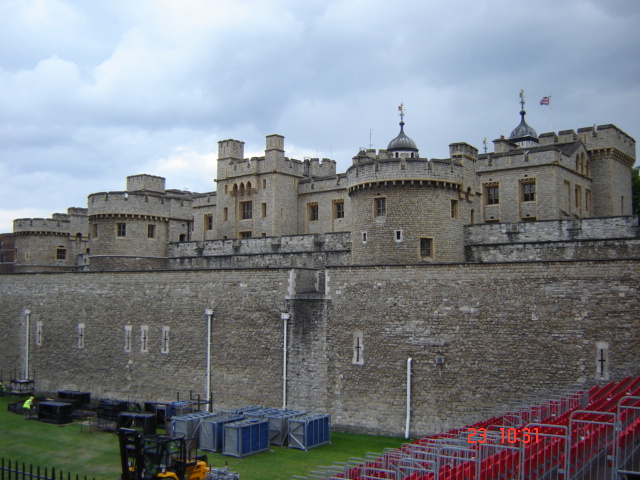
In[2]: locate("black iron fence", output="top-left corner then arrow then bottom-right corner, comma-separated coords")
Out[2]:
0,458 -> 102,480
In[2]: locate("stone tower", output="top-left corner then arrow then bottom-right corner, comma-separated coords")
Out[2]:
347,105 -> 478,264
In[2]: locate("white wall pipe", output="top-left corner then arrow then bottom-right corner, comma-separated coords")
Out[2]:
205,308 -> 214,412
281,313 -> 290,409
405,357 -> 413,439
24,309 -> 31,379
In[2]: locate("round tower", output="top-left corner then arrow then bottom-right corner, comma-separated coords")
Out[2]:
87,175 -> 192,270
347,105 -> 478,264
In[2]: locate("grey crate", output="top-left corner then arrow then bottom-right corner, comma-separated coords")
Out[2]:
223,419 -> 270,458
171,411 -> 216,440
199,414 -> 244,452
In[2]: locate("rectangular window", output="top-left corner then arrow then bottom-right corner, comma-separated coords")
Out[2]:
161,326 -> 170,354
419,238 -> 433,258
147,224 -> 156,239
92,224 -> 99,238
375,197 -> 386,216
262,179 -> 267,189
485,185 -> 499,205
241,201 -> 252,220
140,325 -> 149,353
575,185 -> 582,210
362,232 -> 367,243
451,199 -> 459,219
261,203 -> 267,218
308,203 -> 319,221
223,207 -> 228,222
124,325 -> 132,353
352,331 -> 364,365
56,248 -> 67,260
239,231 -> 252,238
394,230 -> 403,242
596,341 -> 609,381
117,223 -> 127,237
585,189 -> 592,214
36,321 -> 43,347
78,323 -> 85,349
334,201 -> 345,219
205,214 -> 213,230
522,181 -> 536,202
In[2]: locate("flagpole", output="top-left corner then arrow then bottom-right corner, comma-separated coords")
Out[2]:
549,96 -> 554,133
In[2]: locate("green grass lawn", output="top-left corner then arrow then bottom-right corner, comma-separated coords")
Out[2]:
0,395 -> 406,480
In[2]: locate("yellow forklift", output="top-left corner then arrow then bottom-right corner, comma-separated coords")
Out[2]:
118,428 -> 239,480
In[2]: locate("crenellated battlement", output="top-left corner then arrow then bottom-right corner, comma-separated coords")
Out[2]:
346,154 -> 466,191
13,216 -> 71,235
13,207 -> 89,235
303,157 -> 337,177
88,190 -> 191,219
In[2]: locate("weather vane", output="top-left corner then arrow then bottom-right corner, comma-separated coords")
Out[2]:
483,137 -> 488,154
398,103 -> 405,123
519,89 -> 526,110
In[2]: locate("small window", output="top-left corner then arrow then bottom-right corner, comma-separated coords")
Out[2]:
575,185 -> 582,210
262,179 -> 267,189
362,232 -> 367,243
334,201 -> 345,219
485,185 -> 499,205
223,207 -> 228,222
179,234 -> 186,242
419,238 -> 433,259
140,325 -> 149,353
586,189 -> 592,214
450,199 -> 458,219
36,321 -> 43,347
224,184 -> 228,194
239,231 -> 252,238
56,248 -> 67,260
92,224 -> 99,238
147,224 -> 156,239
522,181 -> 536,202
241,201 -> 252,220
595,341 -> 609,381
78,323 -> 85,349
375,197 -> 386,217
352,331 -> 364,365
261,203 -> 267,218
394,230 -> 403,242
161,326 -> 170,354
124,325 -> 132,353
308,203 -> 319,221
205,214 -> 213,231
117,223 -> 126,237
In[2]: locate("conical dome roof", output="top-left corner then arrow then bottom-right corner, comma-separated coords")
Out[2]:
510,110 -> 538,140
387,121 -> 418,152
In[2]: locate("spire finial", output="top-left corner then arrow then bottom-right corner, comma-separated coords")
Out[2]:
398,102 -> 405,124
519,89 -> 526,111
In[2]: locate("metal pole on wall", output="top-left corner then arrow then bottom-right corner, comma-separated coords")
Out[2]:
23,309 -> 31,380
405,357 -> 412,439
281,312 -> 290,409
205,308 -> 214,412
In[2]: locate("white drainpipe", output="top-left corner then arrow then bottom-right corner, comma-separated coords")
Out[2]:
405,357 -> 412,439
24,309 -> 31,379
281,313 -> 290,409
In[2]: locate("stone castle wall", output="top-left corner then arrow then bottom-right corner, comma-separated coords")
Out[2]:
2,259 -> 638,436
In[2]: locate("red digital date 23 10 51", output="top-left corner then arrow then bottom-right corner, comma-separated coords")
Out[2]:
467,427 -> 540,444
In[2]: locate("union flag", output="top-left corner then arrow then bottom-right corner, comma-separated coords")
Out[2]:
540,96 -> 551,105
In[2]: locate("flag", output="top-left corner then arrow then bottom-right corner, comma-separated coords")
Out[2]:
540,96 -> 551,106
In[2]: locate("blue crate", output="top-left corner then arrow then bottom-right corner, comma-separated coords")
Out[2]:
199,414 -> 244,452
288,413 -> 331,450
223,418 -> 270,458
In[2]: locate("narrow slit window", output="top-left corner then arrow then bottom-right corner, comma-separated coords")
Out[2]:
124,325 -> 132,353
140,325 -> 149,353
352,331 -> 364,365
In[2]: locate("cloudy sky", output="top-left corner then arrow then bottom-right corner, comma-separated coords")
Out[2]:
1,0 -> 639,233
